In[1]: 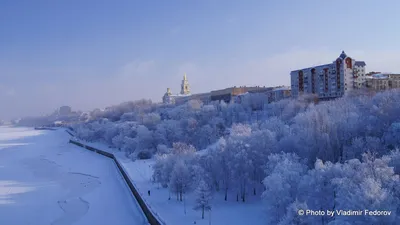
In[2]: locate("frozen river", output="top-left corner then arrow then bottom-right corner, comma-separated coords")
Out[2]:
0,126 -> 147,225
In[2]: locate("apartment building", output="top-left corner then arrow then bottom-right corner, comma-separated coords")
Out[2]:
290,51 -> 367,99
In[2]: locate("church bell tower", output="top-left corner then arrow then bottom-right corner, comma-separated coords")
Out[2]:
180,73 -> 190,95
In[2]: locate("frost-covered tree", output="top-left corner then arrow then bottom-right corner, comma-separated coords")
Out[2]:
385,149 -> 400,174
384,122 -> 400,150
213,137 -> 234,201
248,129 -> 277,195
172,142 -> 196,156
193,179 -> 212,219
112,134 -> 125,150
331,154 -> 400,224
278,200 -> 309,225
169,160 -> 192,201
156,144 -> 171,155
297,159 -> 342,225
71,88 -> 400,225
262,153 -> 307,224
122,136 -> 137,156
135,125 -> 154,152
141,112 -> 161,130
153,154 -> 176,188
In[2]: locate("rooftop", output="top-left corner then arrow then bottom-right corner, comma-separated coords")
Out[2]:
355,61 -> 366,67
273,86 -> 291,91
339,51 -> 347,59
291,63 -> 332,73
366,73 -> 389,79
291,51 -> 368,73
169,93 -> 192,97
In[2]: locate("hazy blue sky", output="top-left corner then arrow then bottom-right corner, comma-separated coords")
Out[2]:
1,0 -> 400,119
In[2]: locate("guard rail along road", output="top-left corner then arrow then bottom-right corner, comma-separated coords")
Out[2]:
65,130 -> 164,225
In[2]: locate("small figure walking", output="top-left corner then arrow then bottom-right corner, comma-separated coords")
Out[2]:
148,190 -> 151,196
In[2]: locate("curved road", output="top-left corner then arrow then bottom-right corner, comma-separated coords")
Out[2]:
0,127 -> 147,225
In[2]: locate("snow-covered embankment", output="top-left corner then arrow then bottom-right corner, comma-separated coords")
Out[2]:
68,132 -> 165,225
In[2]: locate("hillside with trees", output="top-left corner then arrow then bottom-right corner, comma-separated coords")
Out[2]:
72,90 -> 400,224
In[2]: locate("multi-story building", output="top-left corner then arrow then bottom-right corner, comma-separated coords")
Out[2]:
290,51 -> 366,99
389,74 -> 400,89
211,86 -> 275,103
365,73 -> 400,91
210,87 -> 247,103
366,73 -> 389,91
268,86 -> 291,102
234,86 -> 291,105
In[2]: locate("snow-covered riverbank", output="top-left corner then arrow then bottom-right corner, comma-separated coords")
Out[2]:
71,136 -> 266,225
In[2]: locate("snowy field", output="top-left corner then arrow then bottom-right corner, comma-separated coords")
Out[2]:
0,126 -> 147,225
73,138 -> 266,225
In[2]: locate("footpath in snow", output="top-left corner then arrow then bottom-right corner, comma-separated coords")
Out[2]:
0,126 -> 147,225
72,135 -> 266,225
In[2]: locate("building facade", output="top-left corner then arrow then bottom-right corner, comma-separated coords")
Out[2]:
234,86 -> 291,104
366,73 -> 389,91
210,87 -> 247,103
180,73 -> 190,95
210,86 -> 276,103
162,75 -> 289,106
389,74 -> 400,89
59,106 -> 72,115
365,73 -> 400,91
175,92 -> 211,105
269,86 -> 292,102
163,74 -> 195,104
290,51 -> 366,99
162,88 -> 176,104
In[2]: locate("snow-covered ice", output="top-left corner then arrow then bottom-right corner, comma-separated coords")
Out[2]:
0,126 -> 147,225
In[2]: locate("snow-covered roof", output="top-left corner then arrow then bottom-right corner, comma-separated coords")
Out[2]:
355,61 -> 366,67
169,93 -> 192,97
237,92 -> 249,96
366,73 -> 389,79
273,86 -> 291,91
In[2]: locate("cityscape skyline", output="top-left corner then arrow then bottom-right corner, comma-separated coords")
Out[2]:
1,1 -> 400,120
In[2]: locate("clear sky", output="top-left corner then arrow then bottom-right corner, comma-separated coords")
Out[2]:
1,0 -> 400,119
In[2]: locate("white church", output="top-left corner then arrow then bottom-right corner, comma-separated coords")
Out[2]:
162,73 -> 191,104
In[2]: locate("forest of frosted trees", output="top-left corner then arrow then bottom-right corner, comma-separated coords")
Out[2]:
72,90 -> 400,224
